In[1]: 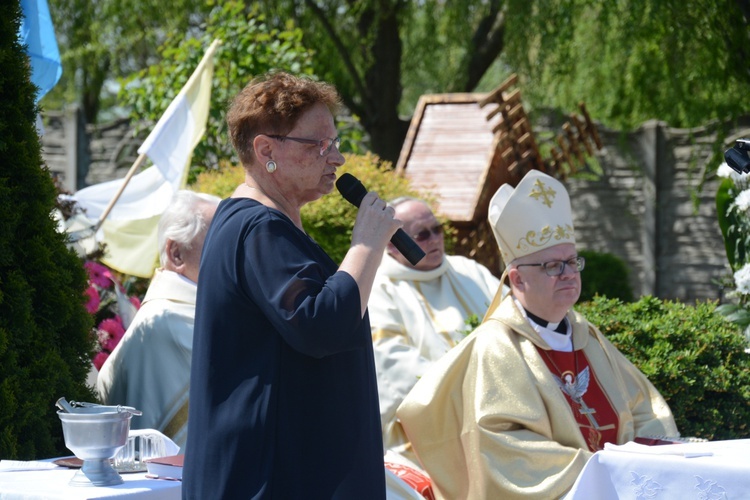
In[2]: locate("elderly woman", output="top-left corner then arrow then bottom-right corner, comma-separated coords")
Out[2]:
182,72 -> 399,499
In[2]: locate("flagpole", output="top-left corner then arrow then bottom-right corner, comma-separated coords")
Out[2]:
94,152 -> 147,231
93,38 -> 221,232
182,39 -> 221,92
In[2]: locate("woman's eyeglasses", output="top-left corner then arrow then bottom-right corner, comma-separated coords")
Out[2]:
515,256 -> 586,277
268,135 -> 340,157
412,224 -> 443,243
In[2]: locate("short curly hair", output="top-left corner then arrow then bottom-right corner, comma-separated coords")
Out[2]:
227,71 -> 342,167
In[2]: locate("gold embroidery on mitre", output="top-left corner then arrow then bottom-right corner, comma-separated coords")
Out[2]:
529,179 -> 557,208
554,224 -> 575,240
515,224 -> 575,252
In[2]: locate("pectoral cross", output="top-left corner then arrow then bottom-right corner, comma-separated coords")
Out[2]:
555,367 -> 615,432
575,397 -> 600,429
574,397 -> 615,431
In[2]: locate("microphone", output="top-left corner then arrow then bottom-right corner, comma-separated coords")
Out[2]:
336,173 -> 426,266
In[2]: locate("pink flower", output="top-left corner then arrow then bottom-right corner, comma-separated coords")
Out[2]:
99,317 -> 125,342
83,259 -> 143,370
84,286 -> 100,314
85,261 -> 113,289
104,335 -> 121,353
93,351 -> 109,371
98,317 -> 126,353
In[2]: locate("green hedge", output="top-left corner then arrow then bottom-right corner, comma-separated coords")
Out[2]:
576,296 -> 750,440
578,249 -> 634,303
0,1 -> 96,459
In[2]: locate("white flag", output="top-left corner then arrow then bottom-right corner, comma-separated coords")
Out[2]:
66,39 -> 220,278
65,167 -> 175,222
138,39 -> 219,184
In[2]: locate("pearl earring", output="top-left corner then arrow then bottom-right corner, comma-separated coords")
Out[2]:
266,160 -> 277,173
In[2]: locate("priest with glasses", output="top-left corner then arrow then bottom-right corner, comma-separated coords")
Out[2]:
396,170 -> 678,500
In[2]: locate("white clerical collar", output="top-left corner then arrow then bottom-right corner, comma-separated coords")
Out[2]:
162,269 -> 197,287
513,297 -> 573,351
378,251 -> 448,281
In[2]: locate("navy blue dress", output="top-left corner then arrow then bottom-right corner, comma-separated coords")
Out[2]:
183,198 -> 385,499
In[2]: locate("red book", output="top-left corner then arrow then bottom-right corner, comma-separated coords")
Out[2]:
144,454 -> 184,480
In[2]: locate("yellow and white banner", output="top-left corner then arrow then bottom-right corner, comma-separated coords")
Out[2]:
66,39 -> 220,278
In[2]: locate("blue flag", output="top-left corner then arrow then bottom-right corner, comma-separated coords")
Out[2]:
18,0 -> 62,103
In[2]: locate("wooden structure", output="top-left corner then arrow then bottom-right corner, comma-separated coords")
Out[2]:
395,74 -> 602,275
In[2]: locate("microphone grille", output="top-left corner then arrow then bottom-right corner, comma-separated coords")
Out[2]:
336,173 -> 367,207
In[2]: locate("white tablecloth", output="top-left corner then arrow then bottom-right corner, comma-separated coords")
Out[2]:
0,467 -> 180,500
564,439 -> 750,499
0,460 -> 424,499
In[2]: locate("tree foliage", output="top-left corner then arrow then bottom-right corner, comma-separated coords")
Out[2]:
118,1 -> 315,179
49,0 -> 510,162
1,0 -> 95,459
47,0 -> 209,122
503,0 -> 750,132
253,0 -> 509,163
48,0 -> 750,169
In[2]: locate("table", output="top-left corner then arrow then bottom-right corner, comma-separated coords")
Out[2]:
564,439 -> 750,499
0,465 -> 180,500
0,460 -> 425,499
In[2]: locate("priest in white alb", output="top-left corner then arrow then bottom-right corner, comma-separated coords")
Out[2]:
368,197 -> 505,467
396,171 -> 678,499
97,191 -> 219,449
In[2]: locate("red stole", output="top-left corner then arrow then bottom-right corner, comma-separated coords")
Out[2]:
537,347 -> 619,451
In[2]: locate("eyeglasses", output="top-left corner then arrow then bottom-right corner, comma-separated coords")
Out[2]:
515,256 -> 585,277
412,224 -> 443,242
268,135 -> 341,156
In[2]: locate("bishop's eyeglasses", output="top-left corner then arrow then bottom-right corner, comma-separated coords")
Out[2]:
515,256 -> 585,277
268,135 -> 341,157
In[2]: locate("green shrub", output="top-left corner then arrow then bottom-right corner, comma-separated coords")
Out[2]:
575,296 -> 750,440
193,153 -> 444,264
578,249 -> 634,302
302,154 -> 437,263
0,1 -> 96,459
192,159 -> 244,199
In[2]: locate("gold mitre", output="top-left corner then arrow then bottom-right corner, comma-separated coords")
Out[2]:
488,170 -> 575,263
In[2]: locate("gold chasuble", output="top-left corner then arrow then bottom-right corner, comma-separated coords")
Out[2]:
397,296 -> 677,500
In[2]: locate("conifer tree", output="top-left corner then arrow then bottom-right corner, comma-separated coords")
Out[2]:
0,0 -> 95,459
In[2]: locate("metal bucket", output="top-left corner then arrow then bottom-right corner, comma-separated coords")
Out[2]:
58,408 -> 132,486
